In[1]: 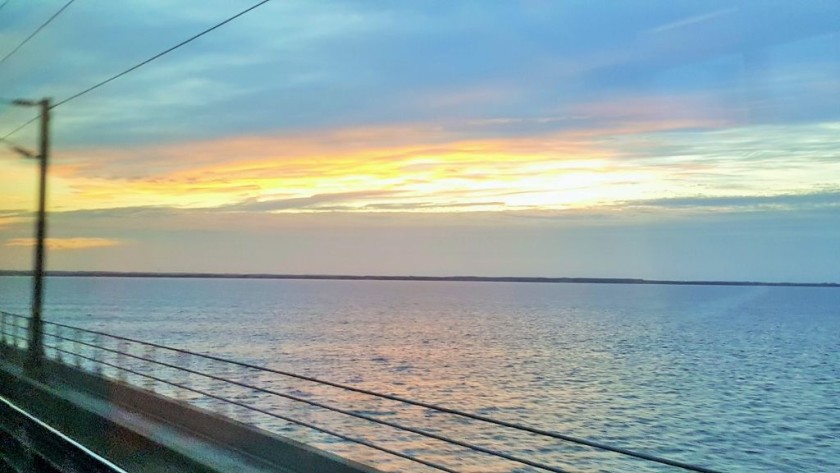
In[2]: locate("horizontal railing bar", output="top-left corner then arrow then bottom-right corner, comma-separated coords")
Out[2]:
0,395 -> 130,473
1,321 -> 27,328
1,332 -> 27,341
0,312 -> 724,473
5,328 -> 456,471
44,330 -> 570,473
1,322 -> 25,326
0,311 -> 26,318
38,341 -> 458,473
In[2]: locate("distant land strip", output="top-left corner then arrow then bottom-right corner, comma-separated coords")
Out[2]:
0,270 -> 837,288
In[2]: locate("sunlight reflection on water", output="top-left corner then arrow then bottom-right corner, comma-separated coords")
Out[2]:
1,277 -> 838,472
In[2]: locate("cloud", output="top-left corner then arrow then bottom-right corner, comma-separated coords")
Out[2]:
628,192 -> 840,211
645,8 -> 737,35
1,2 -> 837,281
227,190 -> 401,212
34,118 -> 835,216
3,0 -> 836,151
0,211 -> 29,228
2,200 -> 838,282
5,237 -> 124,250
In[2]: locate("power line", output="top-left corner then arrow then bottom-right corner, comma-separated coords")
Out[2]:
0,114 -> 37,141
0,99 -> 37,143
0,1 -> 10,14
0,0 -> 77,69
54,0 -> 272,108
0,0 -> 272,140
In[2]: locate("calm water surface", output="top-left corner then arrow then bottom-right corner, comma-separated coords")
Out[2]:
0,276 -> 837,472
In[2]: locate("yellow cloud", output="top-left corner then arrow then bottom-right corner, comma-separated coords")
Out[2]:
38,124 -> 650,213
0,214 -> 28,228
6,117 -> 833,216
6,238 -> 124,250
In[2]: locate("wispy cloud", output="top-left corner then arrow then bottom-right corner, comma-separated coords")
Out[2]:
645,8 -> 736,35
625,191 -> 840,211
1,2 -> 837,279
227,191 -> 402,212
0,211 -> 28,228
23,116 -> 832,216
5,237 -> 124,250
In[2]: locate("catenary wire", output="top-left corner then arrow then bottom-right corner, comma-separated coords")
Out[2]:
0,0 -> 272,140
53,0 -> 272,109
0,115 -> 37,142
0,0 -> 76,68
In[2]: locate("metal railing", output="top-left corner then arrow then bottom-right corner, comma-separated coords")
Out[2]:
0,394 -> 129,473
0,311 -> 723,473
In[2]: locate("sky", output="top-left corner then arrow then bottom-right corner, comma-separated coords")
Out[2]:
0,0 -> 838,282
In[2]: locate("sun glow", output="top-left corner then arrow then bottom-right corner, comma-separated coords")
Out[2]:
3,121 -> 836,216
5,237 -> 124,250
19,128 -> 645,214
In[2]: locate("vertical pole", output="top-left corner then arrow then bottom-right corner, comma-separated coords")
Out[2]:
143,345 -> 156,392
176,351 -> 190,401
116,340 -> 127,383
92,333 -> 103,375
73,328 -> 82,368
28,99 -> 50,375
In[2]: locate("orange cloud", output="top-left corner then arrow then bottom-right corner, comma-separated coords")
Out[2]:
44,122 -> 675,214
568,93 -> 734,131
21,112 -> 831,216
6,237 -> 124,250
0,213 -> 28,228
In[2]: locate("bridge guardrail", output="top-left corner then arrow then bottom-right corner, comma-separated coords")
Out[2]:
0,310 -> 722,473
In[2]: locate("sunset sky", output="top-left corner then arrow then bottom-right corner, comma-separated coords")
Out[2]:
1,0 -> 838,281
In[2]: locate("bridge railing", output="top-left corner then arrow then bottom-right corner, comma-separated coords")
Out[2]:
0,311 -> 722,473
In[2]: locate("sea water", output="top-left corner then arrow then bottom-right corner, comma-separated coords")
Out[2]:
0,276 -> 837,472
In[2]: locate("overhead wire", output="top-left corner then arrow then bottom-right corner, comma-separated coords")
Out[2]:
0,115 -> 37,142
0,0 -> 76,142
0,0 -> 77,68
0,0 -> 273,141
53,0 -> 272,109
0,100 -> 31,147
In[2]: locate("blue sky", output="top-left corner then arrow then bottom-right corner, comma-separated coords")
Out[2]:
0,0 -> 838,281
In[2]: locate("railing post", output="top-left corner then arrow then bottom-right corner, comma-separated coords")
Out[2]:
176,351 -> 190,401
143,345 -> 156,392
116,340 -> 128,383
92,333 -> 103,375
73,328 -> 82,368
54,325 -> 63,363
239,370 -> 256,425
18,318 -> 27,349
214,364 -> 229,417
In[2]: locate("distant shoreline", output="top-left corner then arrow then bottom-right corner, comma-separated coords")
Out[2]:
0,270 -> 837,288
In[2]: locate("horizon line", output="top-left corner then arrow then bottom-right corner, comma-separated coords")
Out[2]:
0,270 -> 837,288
